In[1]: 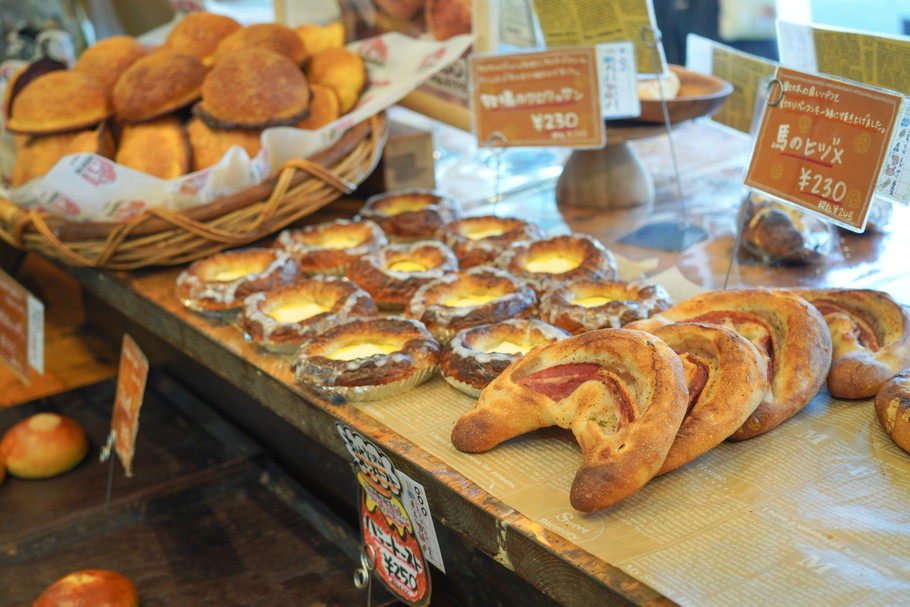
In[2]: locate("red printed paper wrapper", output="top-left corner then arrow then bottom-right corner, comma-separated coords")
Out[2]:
0,32 -> 471,223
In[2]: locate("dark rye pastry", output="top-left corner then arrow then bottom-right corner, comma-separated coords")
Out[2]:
789,288 -> 910,400
627,288 -> 832,440
451,328 -> 688,512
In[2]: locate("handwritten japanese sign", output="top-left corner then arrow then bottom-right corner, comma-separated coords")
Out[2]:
337,423 -> 441,606
744,67 -> 902,231
469,47 -> 605,148
110,334 -> 148,477
0,269 -> 43,380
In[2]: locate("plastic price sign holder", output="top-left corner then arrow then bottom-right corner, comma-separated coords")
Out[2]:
743,66 -> 902,233
620,27 -> 710,252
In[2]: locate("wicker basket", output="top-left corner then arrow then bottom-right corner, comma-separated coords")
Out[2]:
0,113 -> 387,270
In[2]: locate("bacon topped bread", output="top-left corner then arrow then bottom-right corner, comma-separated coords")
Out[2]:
627,288 -> 832,440
451,328 -> 688,512
789,288 -> 910,399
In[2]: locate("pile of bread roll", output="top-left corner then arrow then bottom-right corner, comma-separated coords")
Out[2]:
5,12 -> 366,186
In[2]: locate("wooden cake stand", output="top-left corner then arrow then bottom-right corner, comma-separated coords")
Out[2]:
556,66 -> 733,211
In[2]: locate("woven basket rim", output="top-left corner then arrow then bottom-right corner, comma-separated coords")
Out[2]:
0,113 -> 388,270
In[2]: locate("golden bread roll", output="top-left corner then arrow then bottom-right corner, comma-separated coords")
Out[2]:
425,0 -> 472,40
304,47 -> 366,114
6,70 -> 112,134
790,288 -> 910,399
652,323 -> 769,474
295,21 -> 346,59
74,35 -> 148,90
163,11 -> 242,66
295,83 -> 341,129
3,58 -> 67,120
115,116 -> 190,179
874,370 -> 910,454
628,288 -> 832,440
112,51 -> 206,123
185,117 -> 263,171
34,569 -> 139,607
195,48 -> 311,129
451,328 -> 688,512
12,125 -> 113,187
0,412 -> 89,479
213,22 -> 307,66
637,69 -> 681,100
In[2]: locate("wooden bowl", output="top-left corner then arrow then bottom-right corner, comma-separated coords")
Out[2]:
635,65 -> 733,124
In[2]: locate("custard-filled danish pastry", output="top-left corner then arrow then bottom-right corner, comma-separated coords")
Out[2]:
436,215 -> 544,268
275,219 -> 388,276
494,233 -> 618,295
240,277 -> 377,353
451,328 -> 688,512
441,318 -> 571,397
789,288 -> 910,399
356,189 -> 462,242
176,248 -> 299,317
345,240 -> 459,309
539,279 -> 672,334
292,316 -> 440,402
406,266 -> 537,342
627,288 -> 832,440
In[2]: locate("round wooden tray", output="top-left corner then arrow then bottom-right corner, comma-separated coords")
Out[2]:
0,113 -> 388,270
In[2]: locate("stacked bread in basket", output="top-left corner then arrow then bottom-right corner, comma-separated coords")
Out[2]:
0,12 -> 386,268
174,189 -> 910,512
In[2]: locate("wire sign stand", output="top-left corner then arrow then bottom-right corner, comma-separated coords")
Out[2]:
618,27 -> 709,252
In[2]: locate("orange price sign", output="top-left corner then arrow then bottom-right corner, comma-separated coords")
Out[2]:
0,269 -> 43,381
109,334 -> 149,477
744,67 -> 902,231
469,47 -> 605,149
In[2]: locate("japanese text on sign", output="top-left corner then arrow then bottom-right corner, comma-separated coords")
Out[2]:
744,67 -> 901,231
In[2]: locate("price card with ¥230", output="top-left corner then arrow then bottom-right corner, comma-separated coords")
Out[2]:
744,66 -> 904,232
469,47 -> 606,149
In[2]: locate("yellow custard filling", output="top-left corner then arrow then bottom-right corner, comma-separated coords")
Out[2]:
385,199 -> 429,214
388,260 -> 428,272
524,253 -> 580,274
210,265 -> 258,281
571,295 -> 613,308
268,301 -> 329,323
318,232 -> 362,249
444,293 -> 499,308
329,342 -> 399,361
481,339 -> 531,355
465,226 -> 505,241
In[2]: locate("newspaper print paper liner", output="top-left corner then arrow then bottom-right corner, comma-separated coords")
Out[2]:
1,32 -> 473,223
